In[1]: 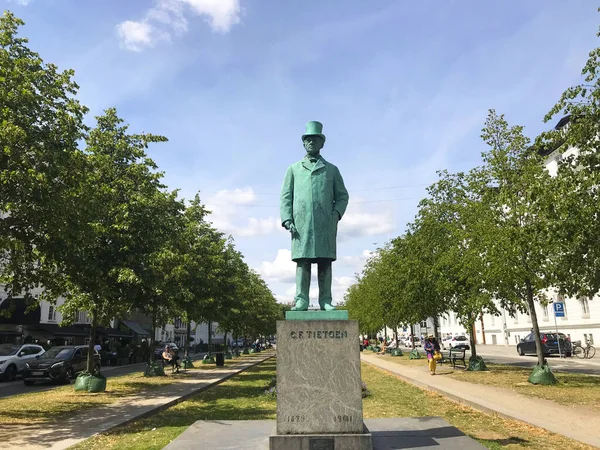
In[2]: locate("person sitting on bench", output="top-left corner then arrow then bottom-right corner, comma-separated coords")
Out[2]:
162,345 -> 181,373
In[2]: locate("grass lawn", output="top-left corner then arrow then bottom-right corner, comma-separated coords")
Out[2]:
72,358 -> 594,450
444,362 -> 600,411
0,353 -> 248,430
70,358 -> 278,450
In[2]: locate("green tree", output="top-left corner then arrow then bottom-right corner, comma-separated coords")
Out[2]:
541,23 -> 600,301
415,170 -> 500,366
473,110 -> 557,380
0,12 -> 87,306
58,109 -> 173,373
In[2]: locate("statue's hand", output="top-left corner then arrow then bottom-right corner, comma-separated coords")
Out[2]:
284,220 -> 299,237
289,223 -> 299,238
332,210 -> 340,221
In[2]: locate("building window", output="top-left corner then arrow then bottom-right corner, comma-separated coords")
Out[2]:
512,312 -> 519,324
48,305 -> 56,322
580,298 -> 590,317
490,314 -> 495,326
542,305 -> 549,321
590,334 -> 595,345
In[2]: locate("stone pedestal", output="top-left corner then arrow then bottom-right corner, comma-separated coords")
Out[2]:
272,318 -> 372,450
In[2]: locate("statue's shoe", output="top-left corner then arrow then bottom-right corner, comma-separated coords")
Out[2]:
320,302 -> 336,311
291,299 -> 309,311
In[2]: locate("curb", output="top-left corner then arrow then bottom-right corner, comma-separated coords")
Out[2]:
94,353 -> 275,434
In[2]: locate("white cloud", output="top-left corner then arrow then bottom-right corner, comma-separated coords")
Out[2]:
116,0 -> 243,51
116,21 -> 164,52
338,198 -> 395,240
8,0 -> 32,5
204,188 -> 283,237
341,250 -> 373,267
257,249 -> 296,283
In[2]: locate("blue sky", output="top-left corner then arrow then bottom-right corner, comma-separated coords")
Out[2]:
4,0 -> 599,306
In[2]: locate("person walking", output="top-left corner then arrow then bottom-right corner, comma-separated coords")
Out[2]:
424,335 -> 440,375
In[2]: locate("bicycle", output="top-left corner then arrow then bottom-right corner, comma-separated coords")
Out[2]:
572,341 -> 596,359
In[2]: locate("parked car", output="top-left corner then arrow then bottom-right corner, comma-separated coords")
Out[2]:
517,332 -> 572,357
23,345 -> 100,385
442,335 -> 469,350
0,343 -> 45,381
402,336 -> 422,347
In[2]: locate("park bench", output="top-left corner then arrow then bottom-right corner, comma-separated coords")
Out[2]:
448,348 -> 467,369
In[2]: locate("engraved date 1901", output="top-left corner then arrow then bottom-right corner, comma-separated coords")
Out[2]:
286,415 -> 306,423
333,415 -> 353,423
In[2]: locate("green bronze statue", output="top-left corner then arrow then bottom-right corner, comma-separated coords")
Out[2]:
280,121 -> 349,311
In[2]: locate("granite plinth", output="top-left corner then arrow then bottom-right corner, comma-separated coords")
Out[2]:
164,418 -> 487,450
276,319 -> 362,434
270,423 -> 372,450
285,310 -> 349,320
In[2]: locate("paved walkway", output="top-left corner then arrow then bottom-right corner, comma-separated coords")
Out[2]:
1,352 -> 275,450
361,353 -> 600,448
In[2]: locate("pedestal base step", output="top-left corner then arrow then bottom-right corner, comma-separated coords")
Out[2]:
270,424 -> 372,450
163,418 -> 486,450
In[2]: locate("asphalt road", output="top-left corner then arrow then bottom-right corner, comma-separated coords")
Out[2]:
476,352 -> 600,375
0,362 -> 149,399
400,344 -> 600,375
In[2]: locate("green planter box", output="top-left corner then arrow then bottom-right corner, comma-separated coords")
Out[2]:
144,362 -> 166,377
183,358 -> 195,369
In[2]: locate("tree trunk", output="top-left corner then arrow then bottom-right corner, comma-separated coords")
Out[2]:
151,314 -> 157,361
394,326 -> 398,344
479,315 -> 486,345
185,322 -> 191,357
223,331 -> 228,351
208,321 -> 212,355
433,316 -> 440,341
526,279 -> 545,366
411,323 -> 416,349
467,313 -> 477,359
87,309 -> 98,373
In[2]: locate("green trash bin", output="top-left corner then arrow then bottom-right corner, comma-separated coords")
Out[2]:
74,372 -> 92,391
409,348 -> 421,359
87,373 -> 107,393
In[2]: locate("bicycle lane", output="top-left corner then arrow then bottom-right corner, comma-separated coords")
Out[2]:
361,352 -> 600,448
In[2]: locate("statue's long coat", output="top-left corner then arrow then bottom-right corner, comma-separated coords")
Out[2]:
280,156 -> 349,262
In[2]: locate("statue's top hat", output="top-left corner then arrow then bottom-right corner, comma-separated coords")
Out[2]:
302,121 -> 326,143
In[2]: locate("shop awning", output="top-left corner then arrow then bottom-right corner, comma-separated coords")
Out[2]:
0,298 -> 41,325
96,327 -> 132,338
36,324 -> 90,336
121,320 -> 151,336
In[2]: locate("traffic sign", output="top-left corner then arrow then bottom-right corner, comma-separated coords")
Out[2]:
553,302 -> 565,317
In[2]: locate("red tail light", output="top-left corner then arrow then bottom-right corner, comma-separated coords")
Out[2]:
542,336 -> 548,344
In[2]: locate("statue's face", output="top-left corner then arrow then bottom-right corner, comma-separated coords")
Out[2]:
303,136 -> 324,157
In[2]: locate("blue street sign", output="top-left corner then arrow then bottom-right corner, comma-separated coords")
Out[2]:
553,302 -> 565,317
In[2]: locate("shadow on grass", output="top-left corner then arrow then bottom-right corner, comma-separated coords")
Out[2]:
478,436 -> 529,446
105,360 -> 277,437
